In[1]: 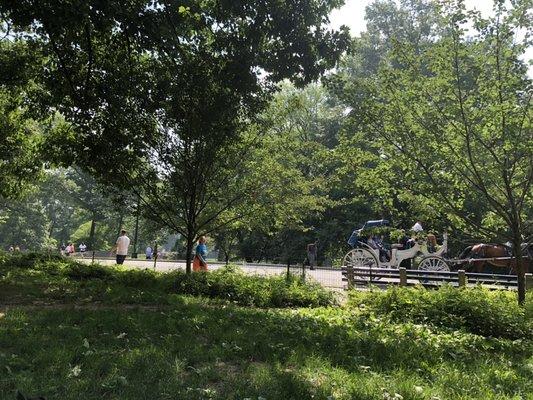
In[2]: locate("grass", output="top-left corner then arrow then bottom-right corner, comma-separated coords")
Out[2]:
0,252 -> 334,308
0,253 -> 532,400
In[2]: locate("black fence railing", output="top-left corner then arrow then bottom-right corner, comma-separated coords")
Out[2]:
341,266 -> 531,291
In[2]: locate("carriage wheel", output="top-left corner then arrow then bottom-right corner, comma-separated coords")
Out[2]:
418,256 -> 450,271
343,248 -> 379,283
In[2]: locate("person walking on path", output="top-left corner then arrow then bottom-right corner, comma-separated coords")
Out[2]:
306,241 -> 318,270
145,245 -> 153,260
79,242 -> 87,257
64,243 -> 72,256
193,236 -> 208,272
112,230 -> 131,265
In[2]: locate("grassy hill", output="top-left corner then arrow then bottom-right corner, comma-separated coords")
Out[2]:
1,253 -> 531,400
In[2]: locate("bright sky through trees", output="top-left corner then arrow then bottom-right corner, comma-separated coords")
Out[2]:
329,0 -> 532,75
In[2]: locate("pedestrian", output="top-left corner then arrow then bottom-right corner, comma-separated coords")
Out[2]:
60,243 -> 66,256
145,245 -> 153,260
14,245 -> 20,252
112,230 -> 131,265
306,241 -> 318,270
8,245 -> 14,252
79,242 -> 87,257
193,236 -> 208,272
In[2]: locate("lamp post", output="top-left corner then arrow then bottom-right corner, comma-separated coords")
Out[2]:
132,195 -> 140,258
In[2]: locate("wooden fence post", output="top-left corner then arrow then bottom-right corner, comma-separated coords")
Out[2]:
458,270 -> 466,288
346,265 -> 354,289
399,267 -> 407,286
526,273 -> 533,291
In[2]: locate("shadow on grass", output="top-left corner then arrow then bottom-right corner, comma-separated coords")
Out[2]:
1,297 -> 531,400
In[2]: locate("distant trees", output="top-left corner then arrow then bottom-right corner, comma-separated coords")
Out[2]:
0,0 -> 530,306
330,0 -> 532,303
0,0 -> 349,271
0,39 -> 44,199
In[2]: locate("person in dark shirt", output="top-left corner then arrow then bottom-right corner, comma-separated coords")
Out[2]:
306,241 -> 318,270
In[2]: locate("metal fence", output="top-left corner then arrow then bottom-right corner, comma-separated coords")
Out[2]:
75,252 -> 345,289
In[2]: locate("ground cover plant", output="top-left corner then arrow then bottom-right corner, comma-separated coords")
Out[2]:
0,253 -> 532,400
0,252 -> 334,308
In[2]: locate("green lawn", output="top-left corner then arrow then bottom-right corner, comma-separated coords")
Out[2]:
0,253 -> 532,400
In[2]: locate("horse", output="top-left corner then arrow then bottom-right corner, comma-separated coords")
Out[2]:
456,243 -> 532,274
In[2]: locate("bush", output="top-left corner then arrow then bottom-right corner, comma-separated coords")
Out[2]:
0,253 -> 335,308
0,251 -> 65,269
114,268 -> 159,288
348,285 -> 532,339
63,262 -> 114,280
170,265 -> 336,308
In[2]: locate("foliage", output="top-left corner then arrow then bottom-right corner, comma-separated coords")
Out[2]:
0,35 -> 49,200
348,286 -> 532,340
0,253 -> 335,308
0,169 -> 138,251
170,265 -> 335,308
0,0 -> 350,273
0,253 -> 532,399
0,196 -> 51,250
329,0 -> 532,303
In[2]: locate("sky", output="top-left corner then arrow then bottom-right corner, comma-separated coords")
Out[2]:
328,0 -> 532,73
329,0 -> 498,35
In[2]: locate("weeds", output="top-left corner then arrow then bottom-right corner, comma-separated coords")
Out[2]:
0,253 -> 531,399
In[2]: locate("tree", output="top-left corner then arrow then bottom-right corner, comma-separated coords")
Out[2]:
337,1 -> 532,303
1,0 -> 350,272
326,0 -> 451,230
0,195 -> 49,250
0,38 -> 43,199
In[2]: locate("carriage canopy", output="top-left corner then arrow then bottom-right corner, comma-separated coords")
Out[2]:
347,219 -> 390,247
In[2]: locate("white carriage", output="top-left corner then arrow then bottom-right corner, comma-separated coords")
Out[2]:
343,220 -> 450,272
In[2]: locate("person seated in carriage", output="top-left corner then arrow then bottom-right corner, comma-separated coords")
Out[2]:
367,234 -> 390,262
347,219 -> 389,248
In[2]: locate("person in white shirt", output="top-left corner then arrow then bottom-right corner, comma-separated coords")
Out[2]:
411,221 -> 424,232
79,243 -> 87,257
112,230 -> 131,265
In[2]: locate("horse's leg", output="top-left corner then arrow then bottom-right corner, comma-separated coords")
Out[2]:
475,261 -> 483,273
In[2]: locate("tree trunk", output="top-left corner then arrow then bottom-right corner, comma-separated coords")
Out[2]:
117,214 -> 123,236
512,238 -> 525,305
48,218 -> 56,239
185,235 -> 194,274
89,216 -> 96,251
225,250 -> 229,266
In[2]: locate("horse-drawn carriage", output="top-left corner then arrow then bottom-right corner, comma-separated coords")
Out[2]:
343,219 -> 531,274
344,219 -> 450,272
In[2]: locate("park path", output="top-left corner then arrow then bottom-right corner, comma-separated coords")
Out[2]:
78,257 -> 345,289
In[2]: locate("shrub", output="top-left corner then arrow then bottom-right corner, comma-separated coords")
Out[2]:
170,265 -> 335,308
0,251 -> 65,269
114,268 -> 159,288
348,286 -> 532,339
63,262 -> 114,280
0,254 -> 335,308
